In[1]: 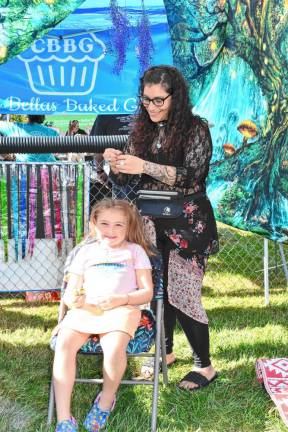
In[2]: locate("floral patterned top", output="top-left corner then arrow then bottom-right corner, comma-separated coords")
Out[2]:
111,120 -> 219,259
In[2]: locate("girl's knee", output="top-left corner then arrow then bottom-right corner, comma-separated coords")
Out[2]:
55,328 -> 85,353
100,332 -> 130,357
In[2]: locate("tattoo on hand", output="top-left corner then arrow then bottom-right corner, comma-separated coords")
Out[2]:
143,161 -> 176,186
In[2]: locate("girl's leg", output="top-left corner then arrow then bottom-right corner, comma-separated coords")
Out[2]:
98,331 -> 130,410
53,327 -> 89,421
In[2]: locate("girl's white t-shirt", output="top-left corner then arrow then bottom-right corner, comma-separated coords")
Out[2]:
69,241 -> 151,304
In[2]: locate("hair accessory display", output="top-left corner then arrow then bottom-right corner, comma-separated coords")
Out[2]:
40,166 -> 53,240
19,165 -> 27,259
10,164 -> 19,261
28,165 -> 37,257
60,165 -> 69,240
0,165 -> 8,262
68,165 -> 76,243
0,163 -> 88,262
76,164 -> 84,245
52,165 -> 63,255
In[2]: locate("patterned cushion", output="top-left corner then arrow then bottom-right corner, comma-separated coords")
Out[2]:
50,309 -> 156,354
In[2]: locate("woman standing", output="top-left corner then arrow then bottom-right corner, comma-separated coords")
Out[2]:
103,65 -> 219,391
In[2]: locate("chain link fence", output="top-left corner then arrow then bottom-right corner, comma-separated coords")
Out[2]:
0,159 -> 287,301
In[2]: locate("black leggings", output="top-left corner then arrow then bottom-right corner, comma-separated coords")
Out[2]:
155,222 -> 211,369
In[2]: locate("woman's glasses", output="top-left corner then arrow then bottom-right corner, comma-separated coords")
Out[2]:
140,94 -> 172,107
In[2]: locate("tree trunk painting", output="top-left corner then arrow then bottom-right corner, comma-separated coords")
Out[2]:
164,0 -> 288,242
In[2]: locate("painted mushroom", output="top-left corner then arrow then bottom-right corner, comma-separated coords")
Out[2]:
223,143 -> 236,156
237,120 -> 258,146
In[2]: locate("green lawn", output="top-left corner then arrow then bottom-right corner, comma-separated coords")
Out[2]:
1,274 -> 288,431
1,225 -> 287,431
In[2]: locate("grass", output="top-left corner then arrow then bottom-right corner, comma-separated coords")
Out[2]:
1,226 -> 288,431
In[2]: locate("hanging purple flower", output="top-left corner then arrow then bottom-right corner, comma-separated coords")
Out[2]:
137,0 -> 154,74
109,0 -> 131,74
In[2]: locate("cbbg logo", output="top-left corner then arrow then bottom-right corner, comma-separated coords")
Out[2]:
32,37 -> 99,55
18,33 -> 106,96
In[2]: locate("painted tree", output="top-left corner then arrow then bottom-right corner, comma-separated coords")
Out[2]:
165,0 -> 288,237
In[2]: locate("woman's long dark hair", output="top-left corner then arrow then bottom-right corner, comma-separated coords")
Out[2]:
130,65 -> 205,159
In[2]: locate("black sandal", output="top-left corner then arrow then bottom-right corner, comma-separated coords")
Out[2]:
178,371 -> 218,391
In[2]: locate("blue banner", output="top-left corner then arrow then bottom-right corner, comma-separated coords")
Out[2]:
0,0 -> 173,115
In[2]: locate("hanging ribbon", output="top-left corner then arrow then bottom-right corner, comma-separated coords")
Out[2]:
60,165 -> 69,240
10,164 -> 19,262
52,165 -> 63,255
0,165 -> 9,262
68,164 -> 76,244
40,165 -> 52,239
76,164 -> 84,244
19,165 -> 27,259
28,165 -> 37,257
83,163 -> 90,236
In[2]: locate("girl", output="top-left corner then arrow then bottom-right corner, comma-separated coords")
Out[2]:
53,199 -> 153,432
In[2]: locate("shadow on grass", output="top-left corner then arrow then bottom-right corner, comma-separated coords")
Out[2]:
209,304 -> 288,330
157,360 -> 278,432
0,305 -> 57,332
214,339 -> 288,362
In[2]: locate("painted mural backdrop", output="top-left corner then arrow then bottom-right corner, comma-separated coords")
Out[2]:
0,0 -> 287,243
164,0 -> 288,243
0,0 -> 173,115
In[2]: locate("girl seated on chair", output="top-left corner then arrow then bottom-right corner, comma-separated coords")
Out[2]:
53,198 -> 153,432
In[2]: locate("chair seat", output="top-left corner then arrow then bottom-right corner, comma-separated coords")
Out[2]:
50,309 -> 156,354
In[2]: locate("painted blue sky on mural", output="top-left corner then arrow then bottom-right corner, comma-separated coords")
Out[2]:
0,0 -> 173,115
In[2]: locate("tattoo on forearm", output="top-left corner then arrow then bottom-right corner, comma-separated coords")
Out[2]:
143,161 -> 176,186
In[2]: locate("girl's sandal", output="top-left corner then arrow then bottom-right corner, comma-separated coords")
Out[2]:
55,416 -> 78,432
83,392 -> 116,431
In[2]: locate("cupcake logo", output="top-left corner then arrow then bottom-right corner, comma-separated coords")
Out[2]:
18,32 -> 106,96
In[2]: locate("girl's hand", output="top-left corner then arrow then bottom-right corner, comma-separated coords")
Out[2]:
96,294 -> 127,310
103,148 -> 123,174
115,155 -> 145,175
71,294 -> 86,308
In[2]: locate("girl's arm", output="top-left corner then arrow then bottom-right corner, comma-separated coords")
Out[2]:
127,268 -> 153,305
62,273 -> 85,309
97,268 -> 153,310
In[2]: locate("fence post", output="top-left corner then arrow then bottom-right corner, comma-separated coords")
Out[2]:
278,243 -> 288,286
263,238 -> 269,306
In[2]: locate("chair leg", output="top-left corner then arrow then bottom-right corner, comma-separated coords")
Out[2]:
47,379 -> 55,426
160,316 -> 168,385
151,299 -> 163,431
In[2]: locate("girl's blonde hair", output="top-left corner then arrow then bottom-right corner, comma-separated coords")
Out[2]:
89,198 -> 152,255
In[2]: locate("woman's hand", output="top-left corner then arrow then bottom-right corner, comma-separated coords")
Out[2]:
115,155 -> 145,175
103,148 -> 123,173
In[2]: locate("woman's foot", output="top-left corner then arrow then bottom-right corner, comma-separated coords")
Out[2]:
137,352 -> 177,380
178,365 -> 218,391
166,352 -> 176,366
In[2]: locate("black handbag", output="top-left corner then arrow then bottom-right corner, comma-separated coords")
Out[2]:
136,190 -> 184,218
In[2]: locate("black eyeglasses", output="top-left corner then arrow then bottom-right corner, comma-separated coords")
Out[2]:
139,94 -> 172,107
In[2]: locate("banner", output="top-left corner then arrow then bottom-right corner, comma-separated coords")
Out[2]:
165,0 -> 288,243
0,0 -> 173,115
